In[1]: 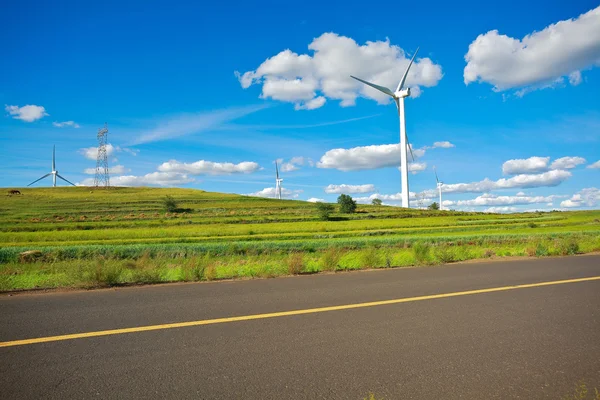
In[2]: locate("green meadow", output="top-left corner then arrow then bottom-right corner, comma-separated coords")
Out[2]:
1,187 -> 599,291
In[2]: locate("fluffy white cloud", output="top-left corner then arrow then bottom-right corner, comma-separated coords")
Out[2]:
79,172 -> 193,187
324,184 -> 376,194
247,187 -> 303,199
79,144 -> 116,160
503,157 -> 550,175
5,104 -> 48,122
447,193 -> 555,207
53,121 -> 80,128
158,160 -> 260,175
307,197 -> 325,203
432,141 -> 455,148
277,156 -> 313,173
587,160 -> 600,169
484,206 -> 519,213
354,192 -> 435,205
549,156 -> 586,170
408,162 -> 427,174
464,6 -> 600,94
422,170 -> 572,197
560,187 -> 599,208
83,165 -> 129,175
236,32 -> 443,110
317,143 -> 425,171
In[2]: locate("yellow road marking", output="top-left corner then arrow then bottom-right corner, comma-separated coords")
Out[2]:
2,276 -> 599,348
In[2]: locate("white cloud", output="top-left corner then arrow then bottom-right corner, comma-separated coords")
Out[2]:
354,192 -> 434,205
587,160 -> 600,169
408,162 -> 427,174
502,157 -> 550,175
324,184 -> 376,194
5,104 -> 48,122
158,160 -> 261,175
236,32 -> 443,110
484,206 -> 519,213
422,170 -> 572,196
464,6 -> 600,94
432,141 -> 455,148
83,165 -> 129,175
317,143 -> 425,171
448,193 -> 555,207
53,121 -> 80,128
247,187 -> 303,199
549,156 -> 586,170
560,187 -> 599,208
277,156 -> 312,173
79,144 -> 116,160
307,197 -> 325,203
79,172 -> 194,187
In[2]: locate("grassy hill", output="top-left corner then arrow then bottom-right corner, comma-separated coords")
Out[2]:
1,187 -> 599,291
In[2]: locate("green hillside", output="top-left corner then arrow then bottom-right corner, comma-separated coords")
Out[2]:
1,187 -> 599,291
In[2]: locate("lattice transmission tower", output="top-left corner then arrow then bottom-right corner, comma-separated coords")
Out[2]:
94,123 -> 110,188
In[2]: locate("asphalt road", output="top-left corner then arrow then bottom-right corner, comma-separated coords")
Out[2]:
1,255 -> 599,399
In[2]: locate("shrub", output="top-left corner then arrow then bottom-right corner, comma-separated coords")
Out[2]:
321,248 -> 342,271
371,198 -> 382,206
557,238 -> 580,256
337,194 -> 357,214
427,202 -> 440,210
315,202 -> 335,221
163,195 -> 178,213
528,222 -> 538,228
361,247 -> 381,268
535,243 -> 549,257
433,245 -> 455,264
412,241 -> 431,264
287,252 -> 304,274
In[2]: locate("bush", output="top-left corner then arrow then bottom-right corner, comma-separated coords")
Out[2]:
315,202 -> 335,221
428,202 -> 440,210
337,194 -> 357,214
557,238 -> 580,256
528,222 -> 538,228
163,195 -> 178,213
371,198 -> 382,206
360,247 -> 381,268
412,242 -> 431,264
433,245 -> 455,264
287,252 -> 304,274
321,248 -> 342,271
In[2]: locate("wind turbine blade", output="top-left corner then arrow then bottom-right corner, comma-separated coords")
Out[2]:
52,145 -> 56,171
405,133 -> 416,162
350,76 -> 395,97
28,173 -> 51,187
396,47 -> 420,92
56,174 -> 76,187
275,161 -> 279,179
434,166 -> 439,184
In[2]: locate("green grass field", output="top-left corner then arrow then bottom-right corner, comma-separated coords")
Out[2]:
1,187 -> 599,291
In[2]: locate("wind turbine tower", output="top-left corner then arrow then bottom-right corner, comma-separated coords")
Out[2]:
351,47 -> 420,208
275,161 -> 283,200
434,166 -> 443,211
27,145 -> 76,187
94,123 -> 110,188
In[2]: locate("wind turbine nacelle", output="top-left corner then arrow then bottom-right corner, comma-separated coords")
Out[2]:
395,88 -> 411,98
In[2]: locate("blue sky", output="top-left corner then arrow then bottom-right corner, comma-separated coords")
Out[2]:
1,0 -> 599,212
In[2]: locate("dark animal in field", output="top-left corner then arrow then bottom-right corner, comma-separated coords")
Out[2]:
8,190 -> 21,195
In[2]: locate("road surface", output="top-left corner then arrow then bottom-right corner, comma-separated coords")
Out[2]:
1,255 -> 599,399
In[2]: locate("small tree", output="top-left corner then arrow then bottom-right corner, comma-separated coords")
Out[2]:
371,198 -> 382,206
428,202 -> 440,210
163,195 -> 178,212
316,202 -> 335,221
337,194 -> 357,213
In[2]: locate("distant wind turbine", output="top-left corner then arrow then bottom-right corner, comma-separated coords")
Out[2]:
27,145 -> 76,187
275,161 -> 283,200
351,47 -> 420,208
434,166 -> 443,211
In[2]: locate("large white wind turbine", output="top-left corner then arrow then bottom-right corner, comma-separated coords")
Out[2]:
275,161 -> 283,200
27,145 -> 76,187
434,166 -> 443,211
351,47 -> 420,208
